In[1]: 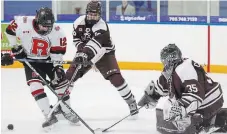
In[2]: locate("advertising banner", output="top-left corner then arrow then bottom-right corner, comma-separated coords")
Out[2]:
110,15 -> 157,22
1,24 -> 12,54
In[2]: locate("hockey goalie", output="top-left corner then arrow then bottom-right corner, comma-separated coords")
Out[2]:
138,44 -> 227,134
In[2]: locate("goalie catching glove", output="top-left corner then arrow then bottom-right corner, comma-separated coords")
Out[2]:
138,80 -> 161,109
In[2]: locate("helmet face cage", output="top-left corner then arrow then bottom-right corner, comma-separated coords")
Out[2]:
86,12 -> 100,22
86,1 -> 101,24
36,7 -> 55,35
160,44 -> 182,80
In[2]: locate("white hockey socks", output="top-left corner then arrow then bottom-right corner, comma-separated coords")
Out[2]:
54,82 -> 73,113
30,82 -> 51,117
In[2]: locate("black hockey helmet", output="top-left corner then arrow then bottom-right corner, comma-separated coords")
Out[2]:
85,1 -> 101,25
35,7 -> 55,35
160,44 -> 183,80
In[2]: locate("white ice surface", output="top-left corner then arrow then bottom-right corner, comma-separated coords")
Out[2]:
1,69 -> 227,134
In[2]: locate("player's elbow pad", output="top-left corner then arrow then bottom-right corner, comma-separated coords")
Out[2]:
5,32 -> 17,47
6,27 -> 16,36
84,39 -> 106,64
90,47 -> 106,64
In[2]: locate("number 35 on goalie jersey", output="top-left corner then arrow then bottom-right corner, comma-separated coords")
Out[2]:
156,59 -> 223,115
5,16 -> 67,60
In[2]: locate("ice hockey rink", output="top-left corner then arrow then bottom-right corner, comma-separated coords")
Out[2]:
1,69 -> 227,134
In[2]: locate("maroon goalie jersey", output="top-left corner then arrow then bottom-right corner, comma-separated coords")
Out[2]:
155,58 -> 224,119
72,15 -> 115,56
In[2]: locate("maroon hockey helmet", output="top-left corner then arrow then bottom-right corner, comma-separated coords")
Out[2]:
85,1 -> 102,25
160,44 -> 183,80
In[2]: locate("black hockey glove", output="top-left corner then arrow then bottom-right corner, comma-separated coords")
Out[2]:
74,52 -> 92,67
11,45 -> 27,59
52,65 -> 66,85
1,53 -> 14,66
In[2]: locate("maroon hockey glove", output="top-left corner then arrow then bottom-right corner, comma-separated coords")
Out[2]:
74,52 -> 92,67
77,43 -> 86,52
1,53 -> 14,66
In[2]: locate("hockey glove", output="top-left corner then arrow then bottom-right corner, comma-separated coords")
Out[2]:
76,43 -> 86,52
138,80 -> 160,109
138,92 -> 158,109
74,52 -> 91,67
1,53 -> 14,66
52,65 -> 66,85
11,45 -> 27,59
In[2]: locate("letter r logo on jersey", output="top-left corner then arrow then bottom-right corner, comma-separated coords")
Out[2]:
32,38 -> 49,56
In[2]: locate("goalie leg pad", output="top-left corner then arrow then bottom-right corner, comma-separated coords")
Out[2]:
156,108 -> 197,134
215,108 -> 227,132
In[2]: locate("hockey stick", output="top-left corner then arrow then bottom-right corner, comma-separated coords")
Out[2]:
23,60 -> 97,134
102,105 -> 145,132
16,58 -> 93,65
46,63 -> 82,119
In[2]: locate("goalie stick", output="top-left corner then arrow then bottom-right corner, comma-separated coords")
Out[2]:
102,105 -> 145,132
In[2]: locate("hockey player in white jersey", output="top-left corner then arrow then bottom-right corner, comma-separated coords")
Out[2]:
1,7 -> 79,129
138,44 -> 226,134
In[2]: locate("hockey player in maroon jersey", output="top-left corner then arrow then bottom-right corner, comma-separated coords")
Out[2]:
1,7 -> 79,129
138,44 -> 226,133
66,1 -> 139,118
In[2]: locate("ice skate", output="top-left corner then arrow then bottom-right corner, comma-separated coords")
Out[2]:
50,105 -> 62,116
128,100 -> 139,120
60,108 -> 80,125
42,114 -> 58,131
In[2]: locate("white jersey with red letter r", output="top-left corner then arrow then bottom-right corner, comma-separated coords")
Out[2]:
7,16 -> 67,61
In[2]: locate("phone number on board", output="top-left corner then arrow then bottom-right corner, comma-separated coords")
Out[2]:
169,17 -> 198,22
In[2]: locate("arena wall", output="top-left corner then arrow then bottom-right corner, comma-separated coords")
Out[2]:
1,23 -> 227,73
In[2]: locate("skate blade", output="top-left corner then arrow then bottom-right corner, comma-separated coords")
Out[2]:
68,121 -> 81,126
43,124 -> 55,132
128,113 -> 139,120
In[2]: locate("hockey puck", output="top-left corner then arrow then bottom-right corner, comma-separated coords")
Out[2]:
94,128 -> 103,134
7,124 -> 14,130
